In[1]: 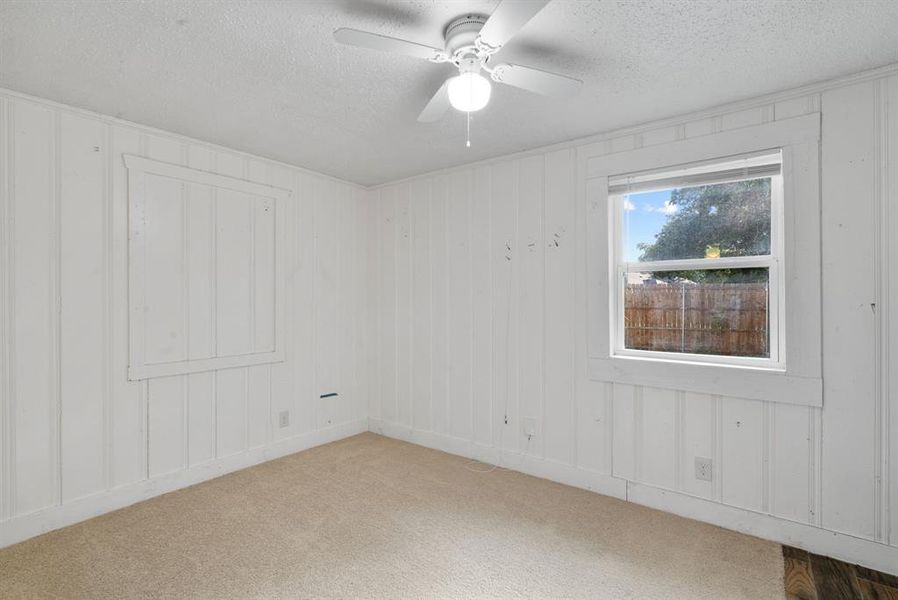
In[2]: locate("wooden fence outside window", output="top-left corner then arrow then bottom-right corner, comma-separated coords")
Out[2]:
624,283 -> 769,357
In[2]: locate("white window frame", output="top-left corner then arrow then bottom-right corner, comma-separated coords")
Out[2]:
581,114 -> 822,406
609,152 -> 785,370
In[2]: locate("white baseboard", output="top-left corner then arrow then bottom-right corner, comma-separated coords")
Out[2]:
626,483 -> 898,577
0,418 -> 368,549
370,418 -> 898,577
368,418 -> 628,501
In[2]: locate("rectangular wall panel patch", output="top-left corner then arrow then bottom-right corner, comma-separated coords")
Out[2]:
125,154 -> 287,380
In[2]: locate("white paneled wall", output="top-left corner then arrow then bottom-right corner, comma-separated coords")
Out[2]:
368,73 -> 898,573
0,90 -> 368,546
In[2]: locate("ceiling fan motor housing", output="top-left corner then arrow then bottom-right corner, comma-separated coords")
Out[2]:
444,14 -> 488,59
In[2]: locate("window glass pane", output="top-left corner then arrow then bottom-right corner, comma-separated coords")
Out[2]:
624,268 -> 769,358
622,178 -> 772,262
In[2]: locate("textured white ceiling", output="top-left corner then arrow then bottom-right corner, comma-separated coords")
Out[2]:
2,0 -> 898,186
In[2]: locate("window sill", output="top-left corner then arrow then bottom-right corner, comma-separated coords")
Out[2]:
611,350 -> 785,372
588,355 -> 822,406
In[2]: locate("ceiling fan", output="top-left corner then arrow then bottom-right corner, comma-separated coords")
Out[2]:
333,0 -> 582,124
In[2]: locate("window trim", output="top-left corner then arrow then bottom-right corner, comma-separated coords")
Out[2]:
609,156 -> 785,370
580,113 -> 822,406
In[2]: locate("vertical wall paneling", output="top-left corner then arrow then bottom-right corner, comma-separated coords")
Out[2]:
574,144 -> 611,474
517,156 -> 544,455
612,384 -> 636,481
185,144 -> 216,464
245,365 -> 270,449
878,74 -> 896,546
214,188 -> 254,358
356,188 -> 370,420
639,387 -> 678,491
820,82 -> 878,540
143,170 -> 186,365
334,182 -> 350,427
489,161 -> 517,451
871,77 -> 888,544
351,188 -> 367,422
51,112 -> 62,504
145,135 -> 187,476
293,172 -> 317,434
214,154 -> 250,457
314,178 -> 336,428
378,186 -> 397,425
770,403 -> 811,522
267,163 -> 297,442
886,74 -> 898,548
335,178 -> 355,427
410,179 -> 432,431
349,187 -> 367,424
246,158 -> 272,448
471,167 -> 492,445
679,392 -> 715,500
0,96 -> 10,522
810,407 -> 822,526
147,375 -> 185,477
430,176 -> 448,435
543,149 -> 576,465
11,101 -> 56,514
720,397 -> 764,512
366,187 -> 381,422
59,112 -> 106,502
111,125 -> 143,485
447,170 -> 473,439
395,183 -> 411,428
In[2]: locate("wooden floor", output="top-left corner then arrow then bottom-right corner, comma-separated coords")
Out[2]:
784,546 -> 898,599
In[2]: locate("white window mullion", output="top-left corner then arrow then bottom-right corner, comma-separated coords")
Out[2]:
624,255 -> 773,273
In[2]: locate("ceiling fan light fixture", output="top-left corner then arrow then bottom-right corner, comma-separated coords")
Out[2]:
448,72 -> 492,112
333,1 -> 583,124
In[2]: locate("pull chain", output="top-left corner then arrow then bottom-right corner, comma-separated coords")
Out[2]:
466,111 -> 471,148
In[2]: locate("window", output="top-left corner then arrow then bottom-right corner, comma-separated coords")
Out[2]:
609,151 -> 784,369
584,114 -> 821,405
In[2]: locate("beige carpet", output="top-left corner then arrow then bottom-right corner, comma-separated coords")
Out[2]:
0,433 -> 784,599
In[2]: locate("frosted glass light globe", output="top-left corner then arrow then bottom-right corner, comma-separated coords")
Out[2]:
448,72 -> 492,112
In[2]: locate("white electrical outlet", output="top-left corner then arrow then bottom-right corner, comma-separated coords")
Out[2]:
695,457 -> 713,481
278,411 -> 290,428
522,417 -> 539,438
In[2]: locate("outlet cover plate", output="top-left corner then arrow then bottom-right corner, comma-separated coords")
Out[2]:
695,457 -> 713,481
278,410 -> 290,428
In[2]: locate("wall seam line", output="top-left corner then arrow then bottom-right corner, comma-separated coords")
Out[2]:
51,106 -> 62,505
103,123 -> 114,490
873,79 -> 884,542
6,99 -> 16,517
180,143 -> 190,468
210,151 -> 218,458
0,97 -> 9,522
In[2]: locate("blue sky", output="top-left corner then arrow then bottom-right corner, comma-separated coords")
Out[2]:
622,189 -> 676,262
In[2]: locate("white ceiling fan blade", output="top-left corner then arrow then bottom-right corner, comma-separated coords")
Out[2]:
477,0 -> 552,51
418,81 -> 451,122
333,28 -> 446,62
490,63 -> 582,98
